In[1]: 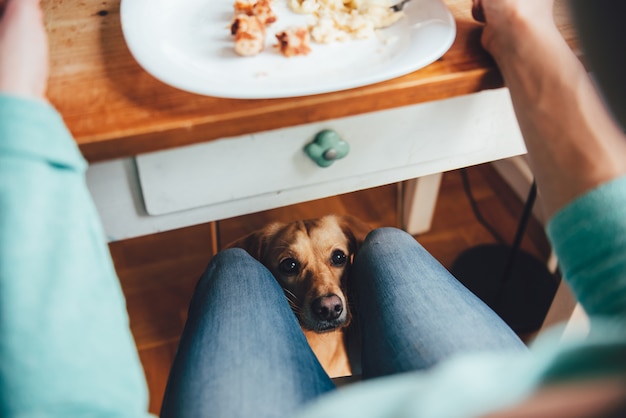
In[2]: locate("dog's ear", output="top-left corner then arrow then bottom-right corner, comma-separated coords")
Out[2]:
225,223 -> 283,261
339,215 -> 371,254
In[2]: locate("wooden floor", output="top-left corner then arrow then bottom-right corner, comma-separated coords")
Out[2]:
109,163 -> 552,414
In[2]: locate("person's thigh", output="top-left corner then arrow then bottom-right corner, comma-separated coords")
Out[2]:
354,228 -> 526,378
160,248 -> 335,418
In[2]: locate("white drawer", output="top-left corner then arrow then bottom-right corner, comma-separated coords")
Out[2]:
136,88 -> 516,216
87,88 -> 525,240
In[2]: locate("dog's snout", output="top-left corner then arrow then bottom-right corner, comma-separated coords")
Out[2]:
312,294 -> 343,321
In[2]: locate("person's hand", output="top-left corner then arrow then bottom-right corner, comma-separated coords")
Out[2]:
470,0 -> 558,61
0,0 -> 49,100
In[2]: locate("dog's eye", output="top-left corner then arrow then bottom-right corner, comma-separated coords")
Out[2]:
279,257 -> 300,275
330,249 -> 347,266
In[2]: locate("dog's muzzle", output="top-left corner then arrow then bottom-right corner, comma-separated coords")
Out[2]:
309,294 -> 347,332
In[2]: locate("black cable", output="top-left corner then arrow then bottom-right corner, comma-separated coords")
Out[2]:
460,168 -> 540,284
501,180 -> 537,283
459,168 -> 507,245
456,169 -> 558,333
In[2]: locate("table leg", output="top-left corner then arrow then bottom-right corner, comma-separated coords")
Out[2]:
401,173 -> 443,235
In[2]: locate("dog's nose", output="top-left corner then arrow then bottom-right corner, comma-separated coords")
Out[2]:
312,294 -> 343,321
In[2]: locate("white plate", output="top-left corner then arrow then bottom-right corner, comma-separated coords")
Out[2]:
120,0 -> 456,98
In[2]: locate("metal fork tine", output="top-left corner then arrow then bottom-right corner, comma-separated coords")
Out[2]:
391,0 -> 410,12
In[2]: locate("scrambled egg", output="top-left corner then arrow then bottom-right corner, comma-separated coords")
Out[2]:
288,0 -> 404,43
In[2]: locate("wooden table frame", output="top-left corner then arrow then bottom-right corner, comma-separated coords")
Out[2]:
43,0 -> 578,163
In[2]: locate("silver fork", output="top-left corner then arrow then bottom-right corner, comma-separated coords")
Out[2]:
391,0 -> 411,12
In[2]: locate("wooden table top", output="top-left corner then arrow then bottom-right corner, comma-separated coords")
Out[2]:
43,0 -> 577,162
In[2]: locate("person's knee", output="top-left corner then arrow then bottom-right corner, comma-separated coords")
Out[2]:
362,227 -> 421,251
355,227 -> 431,272
197,248 -> 271,292
212,247 -> 257,268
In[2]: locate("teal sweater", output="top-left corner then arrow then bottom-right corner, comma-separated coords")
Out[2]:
0,96 -> 152,417
1,95 -> 625,417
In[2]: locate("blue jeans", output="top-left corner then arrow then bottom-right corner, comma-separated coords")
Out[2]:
160,228 -> 525,418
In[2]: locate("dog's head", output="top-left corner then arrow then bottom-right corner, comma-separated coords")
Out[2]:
227,215 -> 370,333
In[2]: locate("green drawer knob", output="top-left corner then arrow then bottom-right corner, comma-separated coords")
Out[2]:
304,130 -> 350,167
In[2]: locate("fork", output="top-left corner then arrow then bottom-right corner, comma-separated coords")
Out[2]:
391,0 -> 411,12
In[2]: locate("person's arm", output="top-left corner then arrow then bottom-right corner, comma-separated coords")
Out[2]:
0,1 -> 152,416
0,94 -> 152,418
0,0 -> 47,100
472,0 -> 626,320
473,0 -> 626,220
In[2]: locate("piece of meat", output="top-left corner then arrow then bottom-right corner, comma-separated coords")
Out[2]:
234,0 -> 277,25
275,27 -> 312,57
231,14 -> 266,57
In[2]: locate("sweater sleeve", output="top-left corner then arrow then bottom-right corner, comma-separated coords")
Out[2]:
0,95 -> 152,417
546,175 -> 626,319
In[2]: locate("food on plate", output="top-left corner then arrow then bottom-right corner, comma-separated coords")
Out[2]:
288,0 -> 322,14
229,0 -> 404,57
275,27 -> 312,57
234,0 -> 277,25
291,0 -> 403,43
231,14 -> 267,56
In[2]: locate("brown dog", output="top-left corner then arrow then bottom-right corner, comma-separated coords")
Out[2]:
226,214 -> 370,377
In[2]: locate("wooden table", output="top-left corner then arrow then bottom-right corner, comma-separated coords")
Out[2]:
42,0 -> 578,242
44,0 -> 577,163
